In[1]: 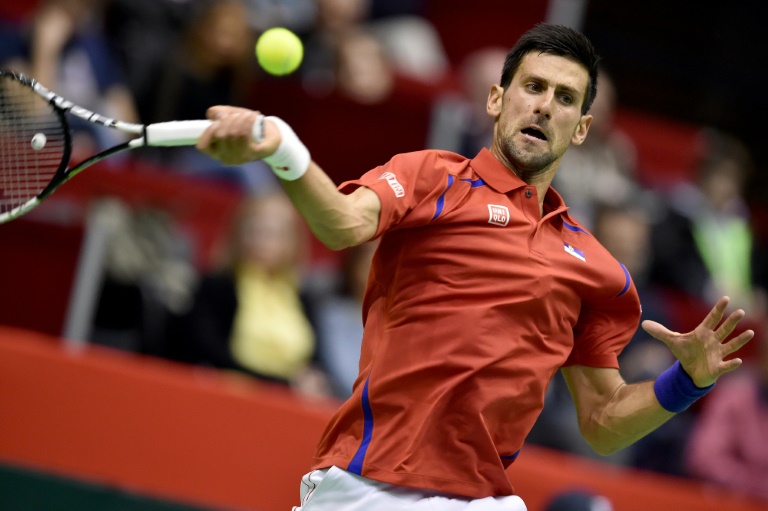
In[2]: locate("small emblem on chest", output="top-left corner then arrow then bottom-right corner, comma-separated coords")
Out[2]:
564,243 -> 586,262
487,204 -> 509,226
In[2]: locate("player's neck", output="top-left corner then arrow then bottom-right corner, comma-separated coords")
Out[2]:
511,166 -> 556,218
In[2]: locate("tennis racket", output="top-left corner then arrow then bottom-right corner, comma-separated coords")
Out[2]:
0,69 -> 264,223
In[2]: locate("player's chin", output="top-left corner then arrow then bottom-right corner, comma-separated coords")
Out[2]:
506,146 -> 555,173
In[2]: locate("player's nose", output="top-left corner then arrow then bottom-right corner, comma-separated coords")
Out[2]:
533,92 -> 554,119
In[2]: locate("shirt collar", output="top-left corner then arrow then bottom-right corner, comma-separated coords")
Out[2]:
469,148 -> 572,218
469,148 -> 527,194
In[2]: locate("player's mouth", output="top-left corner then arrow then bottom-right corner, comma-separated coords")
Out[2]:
521,126 -> 548,141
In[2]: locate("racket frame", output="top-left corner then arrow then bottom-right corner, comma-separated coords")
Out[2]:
0,69 -> 263,224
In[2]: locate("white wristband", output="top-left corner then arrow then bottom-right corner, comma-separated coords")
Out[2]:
263,116 -> 310,181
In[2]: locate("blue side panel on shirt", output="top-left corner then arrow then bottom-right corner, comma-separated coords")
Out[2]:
431,174 -> 455,221
500,449 -> 521,468
563,220 -> 590,235
614,262 -> 631,298
459,177 -> 487,188
347,376 -> 374,474
500,449 -> 520,461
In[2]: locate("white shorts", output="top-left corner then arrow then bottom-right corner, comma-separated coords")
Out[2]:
292,466 -> 527,511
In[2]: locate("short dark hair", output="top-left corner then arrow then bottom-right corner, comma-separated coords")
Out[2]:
500,23 -> 601,115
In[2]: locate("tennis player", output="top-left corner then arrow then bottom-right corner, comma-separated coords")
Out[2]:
198,23 -> 754,511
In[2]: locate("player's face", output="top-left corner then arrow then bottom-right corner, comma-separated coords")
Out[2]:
487,52 -> 592,179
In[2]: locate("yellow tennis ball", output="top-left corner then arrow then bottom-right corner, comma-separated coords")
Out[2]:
255,27 -> 304,76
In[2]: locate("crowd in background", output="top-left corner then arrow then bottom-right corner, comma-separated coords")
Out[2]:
1,0 -> 767,505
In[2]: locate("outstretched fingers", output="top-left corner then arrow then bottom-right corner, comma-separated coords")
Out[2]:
713,307 -> 754,376
640,320 -> 677,348
700,295 -> 731,331
713,307 -> 746,342
722,328 -> 755,358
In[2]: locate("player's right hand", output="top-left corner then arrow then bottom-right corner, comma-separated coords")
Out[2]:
198,106 -> 280,166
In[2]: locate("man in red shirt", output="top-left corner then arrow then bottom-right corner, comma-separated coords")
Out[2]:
198,23 -> 754,511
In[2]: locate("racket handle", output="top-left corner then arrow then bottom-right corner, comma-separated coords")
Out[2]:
143,116 -> 265,147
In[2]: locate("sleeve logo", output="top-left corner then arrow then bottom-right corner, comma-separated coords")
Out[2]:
487,204 -> 509,226
378,172 -> 405,198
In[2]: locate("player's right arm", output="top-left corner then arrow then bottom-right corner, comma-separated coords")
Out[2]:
281,162 -> 381,250
197,106 -> 381,250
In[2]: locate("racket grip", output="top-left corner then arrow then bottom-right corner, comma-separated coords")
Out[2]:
144,120 -> 212,146
143,116 -> 265,147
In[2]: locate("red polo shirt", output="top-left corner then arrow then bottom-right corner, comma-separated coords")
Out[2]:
311,148 -> 641,498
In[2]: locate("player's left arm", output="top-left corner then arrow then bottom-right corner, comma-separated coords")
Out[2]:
561,296 -> 754,455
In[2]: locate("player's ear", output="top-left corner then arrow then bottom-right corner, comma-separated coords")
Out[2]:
487,85 -> 503,118
571,114 -> 592,146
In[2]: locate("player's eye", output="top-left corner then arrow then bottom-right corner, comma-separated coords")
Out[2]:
526,83 -> 542,93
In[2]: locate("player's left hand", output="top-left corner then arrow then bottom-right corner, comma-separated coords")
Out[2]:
641,296 -> 754,388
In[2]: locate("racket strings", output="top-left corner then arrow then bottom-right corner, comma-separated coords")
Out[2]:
0,76 -> 67,213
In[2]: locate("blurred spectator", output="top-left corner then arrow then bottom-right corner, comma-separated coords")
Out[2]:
331,28 -> 395,105
309,240 -> 378,400
301,0 -> 448,96
104,0 -> 190,107
648,128 -> 768,317
366,13 -> 448,84
1,0 -> 139,158
89,199 -> 196,356
369,0 -> 428,19
244,0 -> 316,34
427,46 -> 508,156
299,0 -> 366,96
685,334 -> 768,501
551,68 -> 640,230
126,0 -> 276,191
139,0 -> 255,124
545,489 -> 614,511
175,190 -> 332,398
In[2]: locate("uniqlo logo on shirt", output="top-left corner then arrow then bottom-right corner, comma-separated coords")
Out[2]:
378,172 -> 405,198
487,204 -> 509,226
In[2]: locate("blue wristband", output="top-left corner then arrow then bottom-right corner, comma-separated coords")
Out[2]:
653,361 -> 715,413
